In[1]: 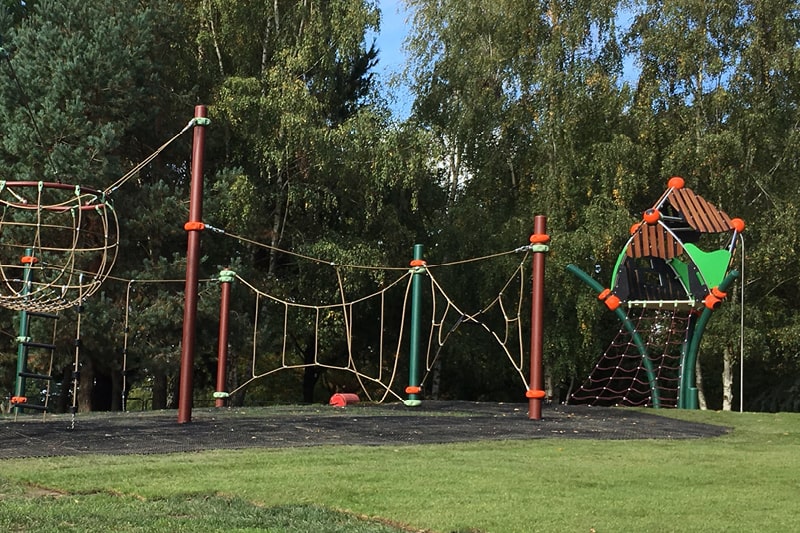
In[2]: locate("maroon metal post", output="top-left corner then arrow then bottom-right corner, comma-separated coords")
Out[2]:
528,216 -> 548,420
215,269 -> 234,408
178,105 -> 209,424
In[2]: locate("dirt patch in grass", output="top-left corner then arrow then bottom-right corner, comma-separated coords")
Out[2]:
0,401 -> 728,459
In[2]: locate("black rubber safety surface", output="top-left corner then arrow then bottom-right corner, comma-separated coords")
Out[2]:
0,401 -> 728,459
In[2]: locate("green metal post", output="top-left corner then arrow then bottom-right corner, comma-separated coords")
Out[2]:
566,264 -> 661,408
679,270 -> 740,409
215,268 -> 235,408
405,244 -> 425,407
677,313 -> 698,409
14,248 -> 34,413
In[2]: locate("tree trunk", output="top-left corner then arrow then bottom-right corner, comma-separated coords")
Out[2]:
268,169 -> 289,277
301,339 -> 321,403
205,0 -> 225,77
447,147 -> 461,206
167,375 -> 178,409
695,357 -> 707,410
58,365 -> 72,414
722,344 -> 734,411
229,356 -> 245,407
544,370 -> 555,404
152,370 -> 168,410
78,357 -> 94,412
430,359 -> 442,400
110,368 -> 122,411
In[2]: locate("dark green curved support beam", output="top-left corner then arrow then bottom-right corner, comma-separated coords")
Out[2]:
566,264 -> 661,408
679,269 -> 740,409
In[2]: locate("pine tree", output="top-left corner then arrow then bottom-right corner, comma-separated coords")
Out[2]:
0,0 -> 191,411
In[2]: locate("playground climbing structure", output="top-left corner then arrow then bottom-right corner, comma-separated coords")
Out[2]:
568,177 -> 744,408
1,114 -> 198,417
208,238 -> 544,410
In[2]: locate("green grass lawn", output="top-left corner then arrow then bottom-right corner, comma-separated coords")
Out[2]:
1,409 -> 799,532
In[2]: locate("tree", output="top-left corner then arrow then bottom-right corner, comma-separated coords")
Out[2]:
173,0 -> 444,404
0,0 -> 193,410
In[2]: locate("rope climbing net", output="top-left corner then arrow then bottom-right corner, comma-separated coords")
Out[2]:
230,268 -> 413,403
202,228 -> 537,404
0,119 -> 195,314
570,308 -> 691,407
0,181 -> 118,313
419,252 -> 532,394
2,116 -> 196,418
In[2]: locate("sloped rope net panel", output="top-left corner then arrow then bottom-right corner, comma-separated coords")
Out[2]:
229,268 -> 414,404
0,181 -> 118,312
570,308 -> 691,407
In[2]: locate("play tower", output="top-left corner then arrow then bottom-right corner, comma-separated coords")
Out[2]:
568,177 -> 744,408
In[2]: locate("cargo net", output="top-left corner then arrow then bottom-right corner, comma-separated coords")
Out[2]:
196,223 -> 536,404
0,181 -> 118,313
569,308 -> 692,407
220,249 -> 532,404
228,266 -> 415,403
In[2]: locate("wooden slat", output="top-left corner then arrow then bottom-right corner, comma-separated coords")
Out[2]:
668,188 -> 732,233
626,224 -> 683,259
654,225 -> 667,257
669,189 -> 710,231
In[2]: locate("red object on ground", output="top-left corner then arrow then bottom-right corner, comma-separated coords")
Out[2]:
329,393 -> 360,407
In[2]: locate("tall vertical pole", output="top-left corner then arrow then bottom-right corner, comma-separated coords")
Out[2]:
678,270 -> 740,409
527,217 -> 548,420
215,269 -> 234,408
405,244 -> 425,407
178,106 -> 209,424
70,274 -> 84,425
13,248 -> 35,414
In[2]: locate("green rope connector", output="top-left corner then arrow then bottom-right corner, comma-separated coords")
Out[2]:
219,269 -> 236,283
213,391 -> 229,399
193,117 -> 211,127
530,244 -> 550,253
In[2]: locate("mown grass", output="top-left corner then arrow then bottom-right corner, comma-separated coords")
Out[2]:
1,409 -> 799,532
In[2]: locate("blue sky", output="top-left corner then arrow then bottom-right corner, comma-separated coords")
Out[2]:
372,0 -> 413,118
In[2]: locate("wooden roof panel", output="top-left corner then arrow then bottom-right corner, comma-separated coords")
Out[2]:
668,188 -> 732,233
626,224 -> 683,259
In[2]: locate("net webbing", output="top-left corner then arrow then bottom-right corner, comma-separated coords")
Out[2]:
0,182 -> 118,312
200,232 -> 536,403
419,254 -> 531,393
570,308 -> 692,407
229,269 -> 414,403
